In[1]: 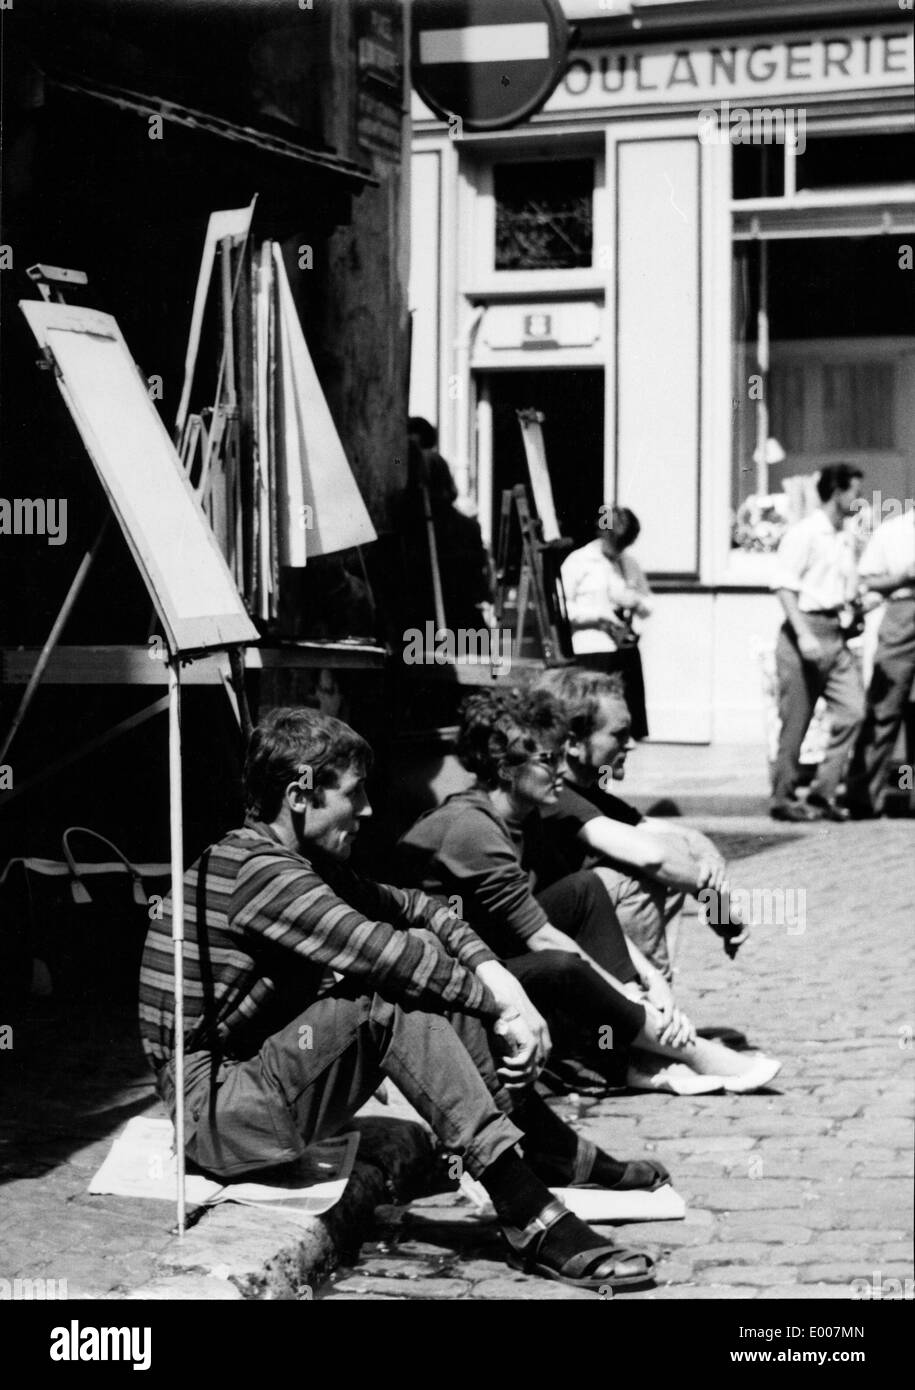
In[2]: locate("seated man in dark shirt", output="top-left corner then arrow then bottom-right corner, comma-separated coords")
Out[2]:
533,668 -> 751,980
139,706 -> 658,1292
398,689 -> 779,1095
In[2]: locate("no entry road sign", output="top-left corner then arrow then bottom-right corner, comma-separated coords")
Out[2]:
412,0 -> 571,131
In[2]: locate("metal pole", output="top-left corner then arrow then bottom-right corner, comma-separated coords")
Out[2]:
0,517 -> 109,766
167,659 -> 187,1236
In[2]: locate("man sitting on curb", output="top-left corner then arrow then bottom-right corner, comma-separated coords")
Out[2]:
534,667 -> 750,983
139,707 -> 656,1293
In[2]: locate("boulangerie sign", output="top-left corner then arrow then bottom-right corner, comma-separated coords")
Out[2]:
548,27 -> 913,110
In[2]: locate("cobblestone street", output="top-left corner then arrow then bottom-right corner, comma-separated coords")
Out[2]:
322,817 -> 915,1301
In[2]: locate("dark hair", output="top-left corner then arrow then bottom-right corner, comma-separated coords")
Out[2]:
244,707 -> 372,822
408,416 -> 438,450
534,668 -> 629,742
816,463 -> 863,502
598,504 -> 641,549
457,688 -> 568,788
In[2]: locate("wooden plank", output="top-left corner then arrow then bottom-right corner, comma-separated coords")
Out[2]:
0,643 -> 387,685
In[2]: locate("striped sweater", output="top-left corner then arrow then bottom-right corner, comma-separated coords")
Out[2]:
139,822 -> 500,1077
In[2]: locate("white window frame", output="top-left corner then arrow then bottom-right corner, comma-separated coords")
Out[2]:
717,111 -> 915,588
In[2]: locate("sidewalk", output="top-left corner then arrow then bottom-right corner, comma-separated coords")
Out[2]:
323,817 -> 915,1300
2,814 -> 911,1301
620,741 -> 772,817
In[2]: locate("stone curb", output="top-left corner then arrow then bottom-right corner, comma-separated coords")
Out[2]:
121,1117 -> 436,1301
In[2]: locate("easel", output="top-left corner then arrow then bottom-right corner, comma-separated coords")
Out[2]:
493,485 -> 571,666
492,407 -> 572,665
7,268 -> 259,1236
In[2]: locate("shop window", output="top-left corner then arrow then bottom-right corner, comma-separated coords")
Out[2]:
494,159 -> 593,271
768,359 -> 895,454
732,144 -> 785,200
795,133 -> 914,192
730,235 -> 915,552
732,131 -> 914,201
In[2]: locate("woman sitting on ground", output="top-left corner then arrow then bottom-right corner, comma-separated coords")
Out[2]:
398,687 -> 780,1097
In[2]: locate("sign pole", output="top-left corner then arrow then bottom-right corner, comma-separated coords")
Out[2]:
167,657 -> 187,1236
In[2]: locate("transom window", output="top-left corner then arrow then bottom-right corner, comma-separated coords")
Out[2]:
494,159 -> 594,271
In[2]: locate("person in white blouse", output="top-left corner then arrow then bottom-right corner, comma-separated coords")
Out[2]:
769,463 -> 866,821
846,505 -> 915,817
560,506 -> 653,739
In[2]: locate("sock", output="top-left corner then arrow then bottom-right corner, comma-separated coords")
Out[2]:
479,1147 -> 616,1267
512,1091 -> 629,1184
478,1146 -> 554,1228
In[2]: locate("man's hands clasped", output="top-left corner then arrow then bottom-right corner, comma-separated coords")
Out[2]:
477,960 -> 551,1091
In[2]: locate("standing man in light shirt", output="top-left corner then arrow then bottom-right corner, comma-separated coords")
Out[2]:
846,505 -> 915,818
769,463 -> 866,822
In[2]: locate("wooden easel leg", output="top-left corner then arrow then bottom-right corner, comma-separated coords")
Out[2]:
421,480 -> 447,632
516,568 -> 531,655
0,516 -> 110,766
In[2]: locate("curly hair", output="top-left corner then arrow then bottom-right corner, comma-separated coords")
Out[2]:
244,707 -> 372,822
456,687 -> 568,787
533,668 -> 629,742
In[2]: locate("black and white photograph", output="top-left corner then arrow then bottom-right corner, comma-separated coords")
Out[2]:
0,0 -> 912,1360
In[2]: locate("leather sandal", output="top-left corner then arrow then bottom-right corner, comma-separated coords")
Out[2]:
529,1136 -> 671,1192
500,1198 -> 656,1292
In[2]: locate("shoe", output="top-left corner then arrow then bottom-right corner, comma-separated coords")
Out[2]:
719,1054 -> 782,1094
806,796 -> 850,822
770,801 -> 821,822
626,1059 -> 724,1095
500,1198 -> 656,1291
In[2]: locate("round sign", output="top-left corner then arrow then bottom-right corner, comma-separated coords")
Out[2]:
412,0 -> 570,133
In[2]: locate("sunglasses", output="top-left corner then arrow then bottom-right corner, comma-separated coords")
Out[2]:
527,747 -> 560,770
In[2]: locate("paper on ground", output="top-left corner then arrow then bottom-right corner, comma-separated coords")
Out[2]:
90,1116 -> 359,1222
458,1171 -> 686,1223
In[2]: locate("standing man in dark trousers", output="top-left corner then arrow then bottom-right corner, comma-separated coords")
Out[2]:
769,463 -> 866,822
846,506 -> 915,818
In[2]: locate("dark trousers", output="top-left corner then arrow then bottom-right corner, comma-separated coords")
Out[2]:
846,598 -> 915,813
504,871 -> 647,1077
172,985 -> 522,1181
771,617 -> 865,807
537,869 -> 640,981
507,950 -> 645,1064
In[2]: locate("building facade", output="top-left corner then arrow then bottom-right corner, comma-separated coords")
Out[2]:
409,0 -> 915,743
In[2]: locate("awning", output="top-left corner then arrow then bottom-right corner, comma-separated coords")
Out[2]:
44,72 -> 378,191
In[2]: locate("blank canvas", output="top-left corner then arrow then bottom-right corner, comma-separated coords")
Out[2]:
20,301 -> 259,655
